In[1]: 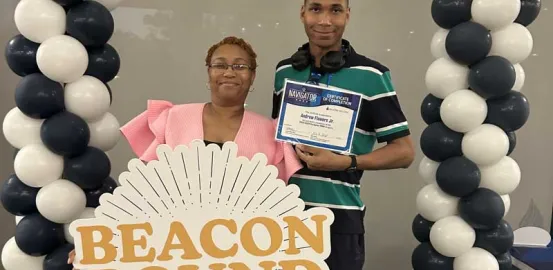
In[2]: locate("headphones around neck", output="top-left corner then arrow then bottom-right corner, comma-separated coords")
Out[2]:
291,39 -> 351,73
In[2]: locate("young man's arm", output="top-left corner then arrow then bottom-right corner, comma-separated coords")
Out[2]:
295,67 -> 415,171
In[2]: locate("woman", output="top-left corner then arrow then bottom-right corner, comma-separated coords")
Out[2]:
67,36 -> 302,267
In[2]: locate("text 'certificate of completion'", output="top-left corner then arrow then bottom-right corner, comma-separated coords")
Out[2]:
275,79 -> 362,153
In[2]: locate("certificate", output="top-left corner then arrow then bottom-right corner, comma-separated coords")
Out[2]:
275,79 -> 362,153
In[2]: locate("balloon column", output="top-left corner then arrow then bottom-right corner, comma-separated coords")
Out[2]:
413,0 -> 539,269
1,0 -> 123,269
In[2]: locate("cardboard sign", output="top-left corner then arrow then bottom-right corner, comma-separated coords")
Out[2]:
69,140 -> 334,269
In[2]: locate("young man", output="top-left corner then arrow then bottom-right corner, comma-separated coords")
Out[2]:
271,0 -> 415,269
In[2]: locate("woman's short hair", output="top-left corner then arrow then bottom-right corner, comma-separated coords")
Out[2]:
205,36 -> 258,71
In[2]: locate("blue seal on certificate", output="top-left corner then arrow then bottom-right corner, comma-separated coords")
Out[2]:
275,79 -> 362,153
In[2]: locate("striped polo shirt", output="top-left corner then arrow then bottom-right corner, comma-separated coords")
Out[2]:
271,44 -> 410,234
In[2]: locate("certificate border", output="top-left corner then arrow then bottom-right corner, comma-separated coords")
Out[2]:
275,79 -> 362,154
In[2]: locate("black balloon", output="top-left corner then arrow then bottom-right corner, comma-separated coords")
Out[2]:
53,0 -> 83,6
15,73 -> 65,119
41,111 -> 90,157
436,156 -> 480,197
421,94 -> 442,125
85,44 -> 120,83
412,214 -> 434,243
412,242 -> 454,270
0,174 -> 39,216
431,0 -> 473,29
459,188 -> 505,230
4,34 -> 40,76
445,21 -> 492,66
469,56 -> 516,99
516,0 -> 541,26
15,213 -> 65,256
474,220 -> 514,256
85,176 -> 118,207
507,131 -> 516,155
485,91 -> 530,132
66,1 -> 114,47
64,147 -> 111,190
43,243 -> 75,270
496,252 -> 513,270
420,122 -> 463,162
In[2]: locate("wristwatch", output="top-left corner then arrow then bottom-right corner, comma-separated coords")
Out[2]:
346,155 -> 357,171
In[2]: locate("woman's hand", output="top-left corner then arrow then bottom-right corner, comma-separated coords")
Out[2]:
67,249 -> 78,270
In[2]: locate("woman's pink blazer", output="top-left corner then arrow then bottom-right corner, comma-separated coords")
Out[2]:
120,100 -> 302,183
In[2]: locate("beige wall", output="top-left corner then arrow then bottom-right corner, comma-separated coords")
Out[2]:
1,1 -> 552,269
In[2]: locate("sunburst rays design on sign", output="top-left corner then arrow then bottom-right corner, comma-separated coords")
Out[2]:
69,140 -> 334,270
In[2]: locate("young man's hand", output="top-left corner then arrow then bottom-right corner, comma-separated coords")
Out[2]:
295,145 -> 351,171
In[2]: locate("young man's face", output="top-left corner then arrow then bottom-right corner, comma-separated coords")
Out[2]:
301,0 -> 350,49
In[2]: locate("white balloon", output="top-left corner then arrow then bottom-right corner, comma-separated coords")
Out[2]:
425,58 -> 469,99
37,35 -> 89,83
36,179 -> 87,224
15,216 -> 23,225
14,0 -> 66,43
88,112 -> 121,151
91,0 -> 124,11
418,156 -> 439,185
479,156 -> 520,195
513,63 -> 525,91
1,237 -> 45,270
430,216 -> 476,257
14,144 -> 64,188
440,90 -> 487,133
64,207 -> 96,244
65,76 -> 111,122
471,0 -> 521,31
454,247 -> 499,270
462,124 -> 509,166
2,107 -> 44,149
431,28 -> 449,59
416,184 -> 459,222
489,23 -> 533,64
502,195 -> 511,217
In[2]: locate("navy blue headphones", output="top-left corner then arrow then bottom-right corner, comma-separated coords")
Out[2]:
290,39 -> 351,73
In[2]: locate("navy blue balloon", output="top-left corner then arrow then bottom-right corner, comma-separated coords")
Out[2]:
412,214 -> 434,243
474,220 -> 514,256
0,174 -> 39,216
66,1 -> 114,47
436,156 -> 481,197
485,91 -> 530,133
85,44 -> 120,83
496,252 -> 513,270
15,73 -> 65,119
469,56 -> 516,99
431,0 -> 473,29
421,94 -> 442,125
420,122 -> 463,162
41,111 -> 90,157
459,188 -> 505,230
5,34 -> 40,77
507,131 -> 516,155
43,243 -> 75,270
53,0 -> 83,6
516,0 -> 541,26
64,147 -> 111,190
445,21 -> 492,66
85,176 -> 118,207
15,213 -> 65,256
412,242 -> 454,270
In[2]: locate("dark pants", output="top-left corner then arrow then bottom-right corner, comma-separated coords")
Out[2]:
325,233 -> 365,270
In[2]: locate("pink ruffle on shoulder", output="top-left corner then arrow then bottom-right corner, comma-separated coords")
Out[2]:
120,100 -> 302,183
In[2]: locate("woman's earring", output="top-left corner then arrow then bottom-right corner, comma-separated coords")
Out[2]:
249,87 -> 255,92
206,82 -> 211,91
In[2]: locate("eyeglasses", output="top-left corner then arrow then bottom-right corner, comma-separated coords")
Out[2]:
208,63 -> 253,72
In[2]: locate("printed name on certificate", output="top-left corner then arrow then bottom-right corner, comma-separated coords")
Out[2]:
275,79 -> 362,153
